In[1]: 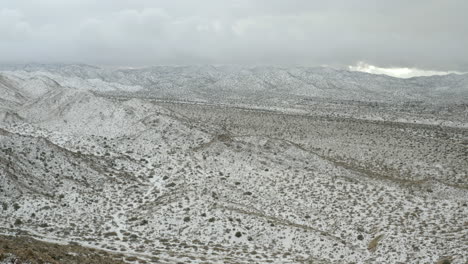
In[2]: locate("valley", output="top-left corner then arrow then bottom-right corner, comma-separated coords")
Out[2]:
0,65 -> 467,264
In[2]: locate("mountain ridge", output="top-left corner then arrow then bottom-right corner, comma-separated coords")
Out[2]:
1,64 -> 467,105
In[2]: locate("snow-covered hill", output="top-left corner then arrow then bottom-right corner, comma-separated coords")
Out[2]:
0,64 -> 467,264
1,64 -> 468,104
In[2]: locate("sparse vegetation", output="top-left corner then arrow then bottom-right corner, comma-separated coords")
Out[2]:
0,66 -> 466,264
0,235 -> 126,264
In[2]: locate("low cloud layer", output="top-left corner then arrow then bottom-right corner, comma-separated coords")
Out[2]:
349,62 -> 465,78
1,0 -> 467,71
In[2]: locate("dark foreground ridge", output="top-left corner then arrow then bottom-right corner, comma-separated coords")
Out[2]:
0,235 -> 130,264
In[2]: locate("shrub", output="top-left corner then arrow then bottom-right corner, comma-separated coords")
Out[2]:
103,232 -> 118,237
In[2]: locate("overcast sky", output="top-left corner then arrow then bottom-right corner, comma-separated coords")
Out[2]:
1,0 -> 467,75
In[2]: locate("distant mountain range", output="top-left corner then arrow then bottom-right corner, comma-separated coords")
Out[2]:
1,64 -> 467,105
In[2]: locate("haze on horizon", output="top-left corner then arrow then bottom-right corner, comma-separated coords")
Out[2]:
1,0 -> 468,78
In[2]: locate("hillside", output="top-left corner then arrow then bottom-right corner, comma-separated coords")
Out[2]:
1,64 -> 468,104
0,65 -> 467,264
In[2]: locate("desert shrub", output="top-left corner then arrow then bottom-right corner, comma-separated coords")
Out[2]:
103,232 -> 118,237
217,134 -> 231,142
125,256 -> 138,261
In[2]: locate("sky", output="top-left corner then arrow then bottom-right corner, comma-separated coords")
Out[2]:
1,0 -> 467,77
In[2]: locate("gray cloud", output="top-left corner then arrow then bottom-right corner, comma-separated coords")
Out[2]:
1,0 -> 467,71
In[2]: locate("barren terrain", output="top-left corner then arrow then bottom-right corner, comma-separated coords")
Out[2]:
0,65 -> 467,263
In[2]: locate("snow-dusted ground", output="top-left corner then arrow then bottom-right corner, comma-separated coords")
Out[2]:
0,65 -> 467,264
